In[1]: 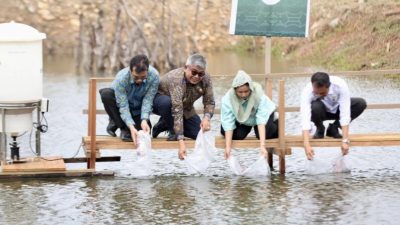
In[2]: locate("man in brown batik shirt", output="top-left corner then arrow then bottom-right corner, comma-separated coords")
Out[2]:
152,53 -> 215,160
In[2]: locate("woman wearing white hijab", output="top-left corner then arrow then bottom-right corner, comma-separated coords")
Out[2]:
221,70 -> 278,159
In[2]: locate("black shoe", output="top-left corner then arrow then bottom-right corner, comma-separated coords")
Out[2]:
166,130 -> 177,141
120,129 -> 132,142
326,123 -> 342,138
313,125 -> 325,139
167,134 -> 178,141
152,120 -> 168,138
106,119 -> 118,137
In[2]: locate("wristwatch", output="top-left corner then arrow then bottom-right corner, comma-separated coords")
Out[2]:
342,139 -> 350,144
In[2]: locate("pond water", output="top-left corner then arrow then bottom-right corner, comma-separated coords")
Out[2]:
1,52 -> 400,225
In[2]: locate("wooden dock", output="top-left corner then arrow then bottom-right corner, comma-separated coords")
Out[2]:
0,169 -> 114,179
0,156 -> 115,178
2,156 -> 66,172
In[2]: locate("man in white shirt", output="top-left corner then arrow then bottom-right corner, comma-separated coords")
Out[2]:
300,72 -> 367,160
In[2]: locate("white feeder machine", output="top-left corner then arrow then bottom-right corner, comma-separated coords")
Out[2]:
0,21 -> 48,163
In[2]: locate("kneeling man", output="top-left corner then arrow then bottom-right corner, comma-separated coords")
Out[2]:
300,72 -> 367,160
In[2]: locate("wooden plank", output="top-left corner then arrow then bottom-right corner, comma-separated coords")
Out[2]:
283,104 -> 400,112
63,156 -> 121,163
83,135 -> 292,155
0,169 -> 114,179
215,136 -> 266,148
218,133 -> 400,148
1,157 -> 66,172
85,133 -> 400,151
83,136 -> 196,149
83,108 -> 222,115
265,133 -> 400,148
293,133 -> 400,146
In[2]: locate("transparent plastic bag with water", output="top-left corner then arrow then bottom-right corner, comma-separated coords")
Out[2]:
305,152 -> 351,174
331,153 -> 351,173
129,130 -> 153,177
305,157 -> 332,175
227,153 -> 271,177
185,129 -> 217,174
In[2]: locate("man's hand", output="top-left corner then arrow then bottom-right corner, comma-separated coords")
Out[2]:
302,130 -> 314,160
200,117 -> 211,132
178,140 -> 186,160
224,147 -> 231,160
141,120 -> 150,133
304,144 -> 314,160
260,146 -> 268,157
129,126 -> 139,147
341,143 -> 349,156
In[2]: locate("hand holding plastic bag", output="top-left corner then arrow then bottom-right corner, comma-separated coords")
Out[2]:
129,130 -> 153,177
185,129 -> 217,174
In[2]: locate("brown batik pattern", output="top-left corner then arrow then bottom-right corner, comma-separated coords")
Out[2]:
158,67 -> 215,138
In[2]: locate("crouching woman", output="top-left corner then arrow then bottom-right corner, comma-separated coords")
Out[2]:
221,70 -> 278,159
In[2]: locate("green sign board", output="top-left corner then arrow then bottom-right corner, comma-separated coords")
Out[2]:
229,0 -> 311,37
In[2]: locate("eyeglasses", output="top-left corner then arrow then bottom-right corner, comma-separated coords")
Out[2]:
131,71 -> 148,82
188,66 -> 205,77
132,75 -> 147,82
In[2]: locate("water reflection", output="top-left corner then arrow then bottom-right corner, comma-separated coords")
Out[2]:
1,173 -> 400,224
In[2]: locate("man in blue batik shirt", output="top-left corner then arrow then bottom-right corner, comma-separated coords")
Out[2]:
100,55 -> 159,145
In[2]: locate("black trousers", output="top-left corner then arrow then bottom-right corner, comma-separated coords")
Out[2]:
99,88 -> 151,131
311,97 -> 367,128
152,94 -> 201,139
220,113 -> 279,140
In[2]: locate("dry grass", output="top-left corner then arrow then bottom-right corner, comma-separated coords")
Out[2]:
274,0 -> 400,70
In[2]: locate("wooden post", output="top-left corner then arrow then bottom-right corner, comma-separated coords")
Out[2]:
264,37 -> 272,76
88,79 -> 97,169
278,80 -> 286,174
264,37 -> 274,170
87,81 -> 91,136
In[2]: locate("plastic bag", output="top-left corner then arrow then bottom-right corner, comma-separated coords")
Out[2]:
227,154 -> 271,177
309,122 -> 316,136
305,157 -> 333,175
130,131 -> 153,177
331,153 -> 351,173
305,152 -> 351,175
227,155 -> 244,175
185,129 -> 217,174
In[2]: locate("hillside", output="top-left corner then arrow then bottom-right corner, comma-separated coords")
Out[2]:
274,0 -> 400,70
